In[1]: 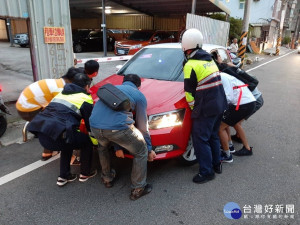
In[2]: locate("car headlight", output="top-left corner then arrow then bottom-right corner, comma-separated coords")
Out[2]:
130,44 -> 142,49
148,109 -> 185,130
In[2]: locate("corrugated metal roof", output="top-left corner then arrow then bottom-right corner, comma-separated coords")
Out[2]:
69,0 -> 230,18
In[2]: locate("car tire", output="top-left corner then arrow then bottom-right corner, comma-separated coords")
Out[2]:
107,43 -> 114,52
0,115 -> 7,138
178,136 -> 197,166
20,44 -> 27,48
74,44 -> 83,53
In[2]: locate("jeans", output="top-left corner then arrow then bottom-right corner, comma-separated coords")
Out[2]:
192,114 -> 222,176
91,126 -> 148,189
38,132 -> 93,178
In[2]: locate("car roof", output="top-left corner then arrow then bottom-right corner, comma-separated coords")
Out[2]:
144,42 -> 226,52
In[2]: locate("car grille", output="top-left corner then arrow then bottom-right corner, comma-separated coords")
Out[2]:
116,47 -> 129,55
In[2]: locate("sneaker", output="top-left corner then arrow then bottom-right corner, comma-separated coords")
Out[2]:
56,174 -> 77,187
221,152 -> 233,163
231,134 -> 242,143
229,145 -> 235,153
130,183 -> 152,200
213,163 -> 222,174
192,173 -> 215,184
101,169 -> 116,188
233,146 -> 253,156
79,170 -> 97,182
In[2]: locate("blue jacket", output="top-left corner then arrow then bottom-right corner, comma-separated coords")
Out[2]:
90,81 -> 152,151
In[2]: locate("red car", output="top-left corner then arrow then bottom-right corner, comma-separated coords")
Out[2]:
114,30 -> 177,56
90,43 -> 232,165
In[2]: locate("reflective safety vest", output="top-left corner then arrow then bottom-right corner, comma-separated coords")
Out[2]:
52,92 -> 93,116
184,59 -> 221,109
51,92 -> 97,145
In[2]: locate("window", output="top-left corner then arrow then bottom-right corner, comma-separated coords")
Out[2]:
239,0 -> 245,9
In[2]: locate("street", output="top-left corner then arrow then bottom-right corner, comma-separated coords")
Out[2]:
0,49 -> 299,225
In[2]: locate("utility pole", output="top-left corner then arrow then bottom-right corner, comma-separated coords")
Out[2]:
101,0 -> 107,56
275,0 -> 288,55
191,0 -> 196,14
238,0 -> 252,68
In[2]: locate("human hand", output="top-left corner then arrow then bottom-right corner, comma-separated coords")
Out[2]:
148,150 -> 156,162
115,150 -> 125,158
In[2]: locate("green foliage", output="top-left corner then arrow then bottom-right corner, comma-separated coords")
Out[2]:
209,13 -> 243,42
282,36 -> 291,45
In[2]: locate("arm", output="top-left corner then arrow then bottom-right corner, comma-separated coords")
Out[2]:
135,95 -> 152,151
80,101 -> 93,132
183,66 -> 197,110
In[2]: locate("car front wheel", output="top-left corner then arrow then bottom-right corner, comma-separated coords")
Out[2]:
0,115 -> 7,138
74,43 -> 83,53
179,136 -> 197,166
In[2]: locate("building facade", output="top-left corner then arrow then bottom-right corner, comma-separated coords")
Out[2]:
222,0 -> 300,50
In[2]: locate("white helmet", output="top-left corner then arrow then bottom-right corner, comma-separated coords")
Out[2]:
181,28 -> 203,52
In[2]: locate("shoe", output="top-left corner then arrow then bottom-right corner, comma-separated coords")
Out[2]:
56,174 -> 77,187
221,152 -> 233,163
79,170 -> 97,182
233,146 -> 253,156
231,134 -> 242,143
220,145 -> 235,153
213,163 -> 222,174
41,151 -> 59,161
130,183 -> 152,200
192,173 -> 215,184
101,169 -> 116,188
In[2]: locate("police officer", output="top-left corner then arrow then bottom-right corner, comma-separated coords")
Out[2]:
28,73 -> 96,187
181,28 -> 227,183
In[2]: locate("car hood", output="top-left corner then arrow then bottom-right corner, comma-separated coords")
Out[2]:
116,39 -> 148,46
90,74 -> 188,115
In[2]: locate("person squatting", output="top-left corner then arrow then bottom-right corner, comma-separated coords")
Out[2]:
25,28 -> 263,200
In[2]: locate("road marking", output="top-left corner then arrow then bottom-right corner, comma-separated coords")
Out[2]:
246,50 -> 297,73
0,154 -> 60,186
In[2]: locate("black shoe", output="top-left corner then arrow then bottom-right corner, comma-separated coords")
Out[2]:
231,134 -> 242,143
192,173 -> 215,184
213,163 -> 222,174
130,183 -> 152,200
233,146 -> 253,156
101,169 -> 116,188
56,174 -> 77,187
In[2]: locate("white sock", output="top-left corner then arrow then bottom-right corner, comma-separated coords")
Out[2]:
229,141 -> 233,147
224,150 -> 230,157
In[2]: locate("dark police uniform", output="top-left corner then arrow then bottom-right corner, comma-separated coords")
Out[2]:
28,83 -> 94,179
184,49 -> 227,176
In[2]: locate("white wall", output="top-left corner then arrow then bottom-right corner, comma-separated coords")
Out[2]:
221,0 -> 276,24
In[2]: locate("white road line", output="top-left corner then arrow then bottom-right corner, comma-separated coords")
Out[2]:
0,154 -> 60,186
246,50 -> 297,73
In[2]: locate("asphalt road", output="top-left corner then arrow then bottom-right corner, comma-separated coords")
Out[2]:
0,49 -> 299,225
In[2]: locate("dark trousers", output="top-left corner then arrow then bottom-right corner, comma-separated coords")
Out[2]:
192,114 -> 222,176
38,132 -> 93,178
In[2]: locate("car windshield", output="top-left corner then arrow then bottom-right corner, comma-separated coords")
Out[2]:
127,31 -> 154,41
117,47 -> 185,81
